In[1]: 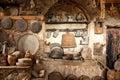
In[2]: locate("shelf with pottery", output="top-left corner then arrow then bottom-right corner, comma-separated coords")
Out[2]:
45,21 -> 90,24
0,66 -> 31,68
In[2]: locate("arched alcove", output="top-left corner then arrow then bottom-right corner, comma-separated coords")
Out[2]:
45,0 -> 90,22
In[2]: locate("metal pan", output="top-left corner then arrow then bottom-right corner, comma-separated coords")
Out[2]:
14,18 -> 28,32
1,17 -> 13,29
17,34 -> 39,55
30,21 -> 42,33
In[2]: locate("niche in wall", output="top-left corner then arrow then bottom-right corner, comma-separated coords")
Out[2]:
45,0 -> 90,23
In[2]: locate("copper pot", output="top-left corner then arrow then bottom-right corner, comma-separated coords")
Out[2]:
7,55 -> 17,66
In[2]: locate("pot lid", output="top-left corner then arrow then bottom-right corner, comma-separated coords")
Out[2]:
1,17 -> 13,29
17,34 -> 39,55
14,18 -> 28,32
30,21 -> 42,33
50,43 -> 61,50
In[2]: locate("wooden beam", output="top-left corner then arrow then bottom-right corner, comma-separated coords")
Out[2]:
100,0 -> 105,19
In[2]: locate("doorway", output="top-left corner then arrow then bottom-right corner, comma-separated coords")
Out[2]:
106,28 -> 120,69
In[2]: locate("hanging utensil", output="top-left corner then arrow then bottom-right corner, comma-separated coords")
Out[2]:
53,30 -> 59,38
30,20 -> 42,33
30,0 -> 35,9
2,41 -> 7,55
14,18 -> 28,32
1,17 -> 13,29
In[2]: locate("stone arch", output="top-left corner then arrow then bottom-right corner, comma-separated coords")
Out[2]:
45,0 -> 91,22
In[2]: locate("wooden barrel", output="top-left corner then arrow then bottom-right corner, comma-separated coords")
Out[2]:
48,72 -> 64,80
107,70 -> 120,80
64,74 -> 77,80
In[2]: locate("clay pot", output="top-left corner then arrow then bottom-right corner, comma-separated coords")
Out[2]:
7,54 -> 17,66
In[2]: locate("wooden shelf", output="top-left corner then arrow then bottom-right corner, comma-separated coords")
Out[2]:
31,78 -> 45,80
46,28 -> 87,32
0,16 -> 44,20
45,21 -> 90,24
0,66 -> 31,69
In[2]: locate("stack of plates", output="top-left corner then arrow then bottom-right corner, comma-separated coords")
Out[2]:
16,58 -> 32,66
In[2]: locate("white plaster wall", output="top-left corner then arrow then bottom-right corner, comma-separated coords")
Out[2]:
45,22 -> 106,61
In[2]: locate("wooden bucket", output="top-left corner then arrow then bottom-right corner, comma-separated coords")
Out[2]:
107,70 -> 120,80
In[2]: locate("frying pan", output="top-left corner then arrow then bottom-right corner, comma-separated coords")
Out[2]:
14,18 -> 28,32
1,17 -> 13,29
30,20 -> 42,33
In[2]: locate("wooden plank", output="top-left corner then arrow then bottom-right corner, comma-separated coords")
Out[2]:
31,78 -> 45,80
0,66 -> 31,68
0,16 -> 44,20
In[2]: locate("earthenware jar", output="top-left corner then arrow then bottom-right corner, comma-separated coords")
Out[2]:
7,54 -> 16,66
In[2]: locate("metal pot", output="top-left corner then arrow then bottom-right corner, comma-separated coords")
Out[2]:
7,54 -> 17,66
49,46 -> 64,59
